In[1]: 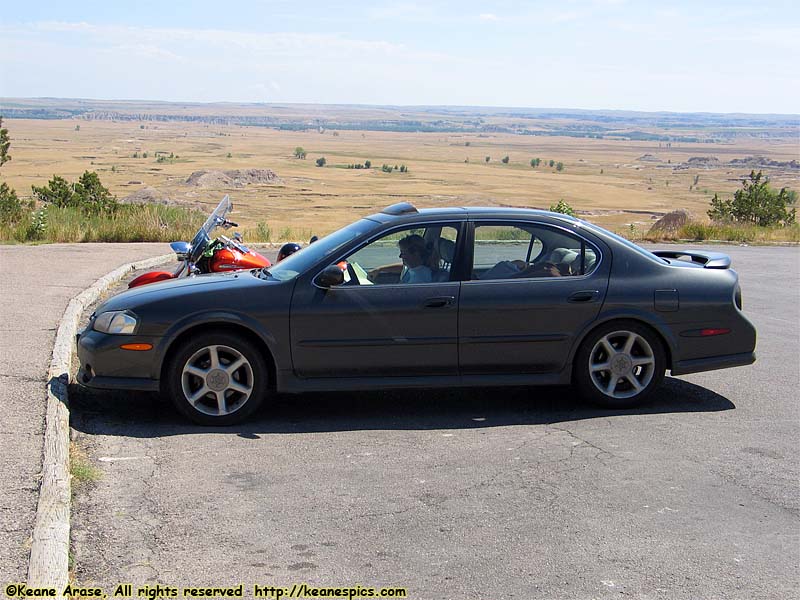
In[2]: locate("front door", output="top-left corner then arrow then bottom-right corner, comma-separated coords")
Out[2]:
290,223 -> 462,378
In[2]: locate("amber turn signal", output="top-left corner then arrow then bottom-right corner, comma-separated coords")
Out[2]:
119,343 -> 153,351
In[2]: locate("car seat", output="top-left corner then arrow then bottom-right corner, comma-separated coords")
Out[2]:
434,238 -> 456,281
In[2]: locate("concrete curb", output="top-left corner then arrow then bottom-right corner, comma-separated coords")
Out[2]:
27,253 -> 173,587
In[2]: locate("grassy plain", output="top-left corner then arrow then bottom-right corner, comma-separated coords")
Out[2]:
3,116 -> 798,239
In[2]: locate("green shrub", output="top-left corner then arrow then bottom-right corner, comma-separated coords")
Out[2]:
0,182 -> 25,225
708,171 -> 796,227
549,199 -> 577,217
32,171 -> 118,215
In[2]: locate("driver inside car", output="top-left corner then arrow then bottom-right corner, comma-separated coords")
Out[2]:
398,234 -> 433,284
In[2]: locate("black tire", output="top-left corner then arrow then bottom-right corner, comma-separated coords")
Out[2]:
574,320 -> 666,409
166,331 -> 267,426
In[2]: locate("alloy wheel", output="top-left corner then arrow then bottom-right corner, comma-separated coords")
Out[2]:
180,344 -> 254,416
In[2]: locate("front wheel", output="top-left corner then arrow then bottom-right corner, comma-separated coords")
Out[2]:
574,321 -> 666,408
166,332 -> 267,425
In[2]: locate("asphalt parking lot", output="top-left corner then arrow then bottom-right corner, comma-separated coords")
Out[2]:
0,243 -> 170,584
69,245 -> 799,599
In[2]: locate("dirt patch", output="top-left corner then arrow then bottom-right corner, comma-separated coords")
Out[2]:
120,186 -> 174,205
185,169 -> 282,188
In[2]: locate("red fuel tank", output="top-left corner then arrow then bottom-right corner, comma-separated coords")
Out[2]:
209,247 -> 270,271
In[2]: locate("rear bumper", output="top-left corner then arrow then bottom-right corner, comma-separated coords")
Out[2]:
670,351 -> 756,376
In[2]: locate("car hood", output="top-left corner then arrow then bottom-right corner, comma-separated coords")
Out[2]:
95,270 -> 273,314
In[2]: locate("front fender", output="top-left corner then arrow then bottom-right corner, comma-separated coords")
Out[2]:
151,310 -> 280,379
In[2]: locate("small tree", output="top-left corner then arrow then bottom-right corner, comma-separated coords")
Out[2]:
549,159 -> 555,168
294,147 -> 307,159
0,118 -> 11,168
0,182 -> 23,225
556,162 -> 564,172
364,160 -> 371,169
549,199 -> 577,217
485,156 -> 490,163
32,175 -> 74,208
315,157 -> 326,167
708,170 -> 796,226
32,171 -> 118,215
0,119 -> 25,225
501,156 -> 510,164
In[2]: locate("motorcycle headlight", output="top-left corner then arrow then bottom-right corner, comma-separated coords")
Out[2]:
93,311 -> 138,335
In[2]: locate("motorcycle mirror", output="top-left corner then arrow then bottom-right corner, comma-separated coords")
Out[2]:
313,265 -> 344,289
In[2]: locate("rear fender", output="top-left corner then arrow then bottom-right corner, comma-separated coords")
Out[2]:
128,271 -> 177,288
565,309 -> 679,374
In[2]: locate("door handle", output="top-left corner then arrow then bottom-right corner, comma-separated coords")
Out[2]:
423,296 -> 455,308
568,290 -> 599,303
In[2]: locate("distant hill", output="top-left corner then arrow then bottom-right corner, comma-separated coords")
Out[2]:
1,97 -> 797,141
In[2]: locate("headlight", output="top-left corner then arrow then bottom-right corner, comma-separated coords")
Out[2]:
93,311 -> 138,335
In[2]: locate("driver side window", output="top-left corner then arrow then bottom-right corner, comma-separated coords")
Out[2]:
342,225 -> 459,285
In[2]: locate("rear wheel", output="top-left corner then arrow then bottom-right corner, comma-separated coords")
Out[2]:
574,321 -> 665,408
167,332 -> 267,425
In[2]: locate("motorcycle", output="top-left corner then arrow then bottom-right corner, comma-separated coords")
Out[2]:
129,195 -> 271,288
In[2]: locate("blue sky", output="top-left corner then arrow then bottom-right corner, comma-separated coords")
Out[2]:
2,0 -> 798,113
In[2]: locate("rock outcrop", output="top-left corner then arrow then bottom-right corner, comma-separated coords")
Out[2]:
649,209 -> 692,234
185,169 -> 282,188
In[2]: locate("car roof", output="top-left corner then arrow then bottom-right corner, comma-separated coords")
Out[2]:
366,202 -> 580,225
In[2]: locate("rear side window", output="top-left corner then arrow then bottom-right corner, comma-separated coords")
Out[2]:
471,223 -> 599,280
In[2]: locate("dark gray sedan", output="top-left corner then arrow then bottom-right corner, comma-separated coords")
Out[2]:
77,203 -> 756,425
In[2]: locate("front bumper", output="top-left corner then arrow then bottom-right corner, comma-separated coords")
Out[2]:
76,328 -> 161,392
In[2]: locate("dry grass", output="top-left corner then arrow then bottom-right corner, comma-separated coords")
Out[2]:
3,117 -> 798,239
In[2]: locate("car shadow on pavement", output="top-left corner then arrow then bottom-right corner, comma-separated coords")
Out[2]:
70,376 -> 734,438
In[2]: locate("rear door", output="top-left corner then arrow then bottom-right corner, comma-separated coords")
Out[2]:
458,221 -> 610,375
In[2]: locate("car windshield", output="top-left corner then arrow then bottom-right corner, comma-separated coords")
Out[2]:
263,219 -> 374,281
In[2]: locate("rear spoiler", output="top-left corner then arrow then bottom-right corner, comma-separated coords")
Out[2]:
652,250 -> 731,269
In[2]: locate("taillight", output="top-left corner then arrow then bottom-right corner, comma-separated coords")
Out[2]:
700,328 -> 731,337
680,328 -> 731,337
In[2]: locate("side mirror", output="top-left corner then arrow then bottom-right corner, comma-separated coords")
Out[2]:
314,265 -> 345,288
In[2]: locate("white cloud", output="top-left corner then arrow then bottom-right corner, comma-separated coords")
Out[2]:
479,13 -> 499,21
